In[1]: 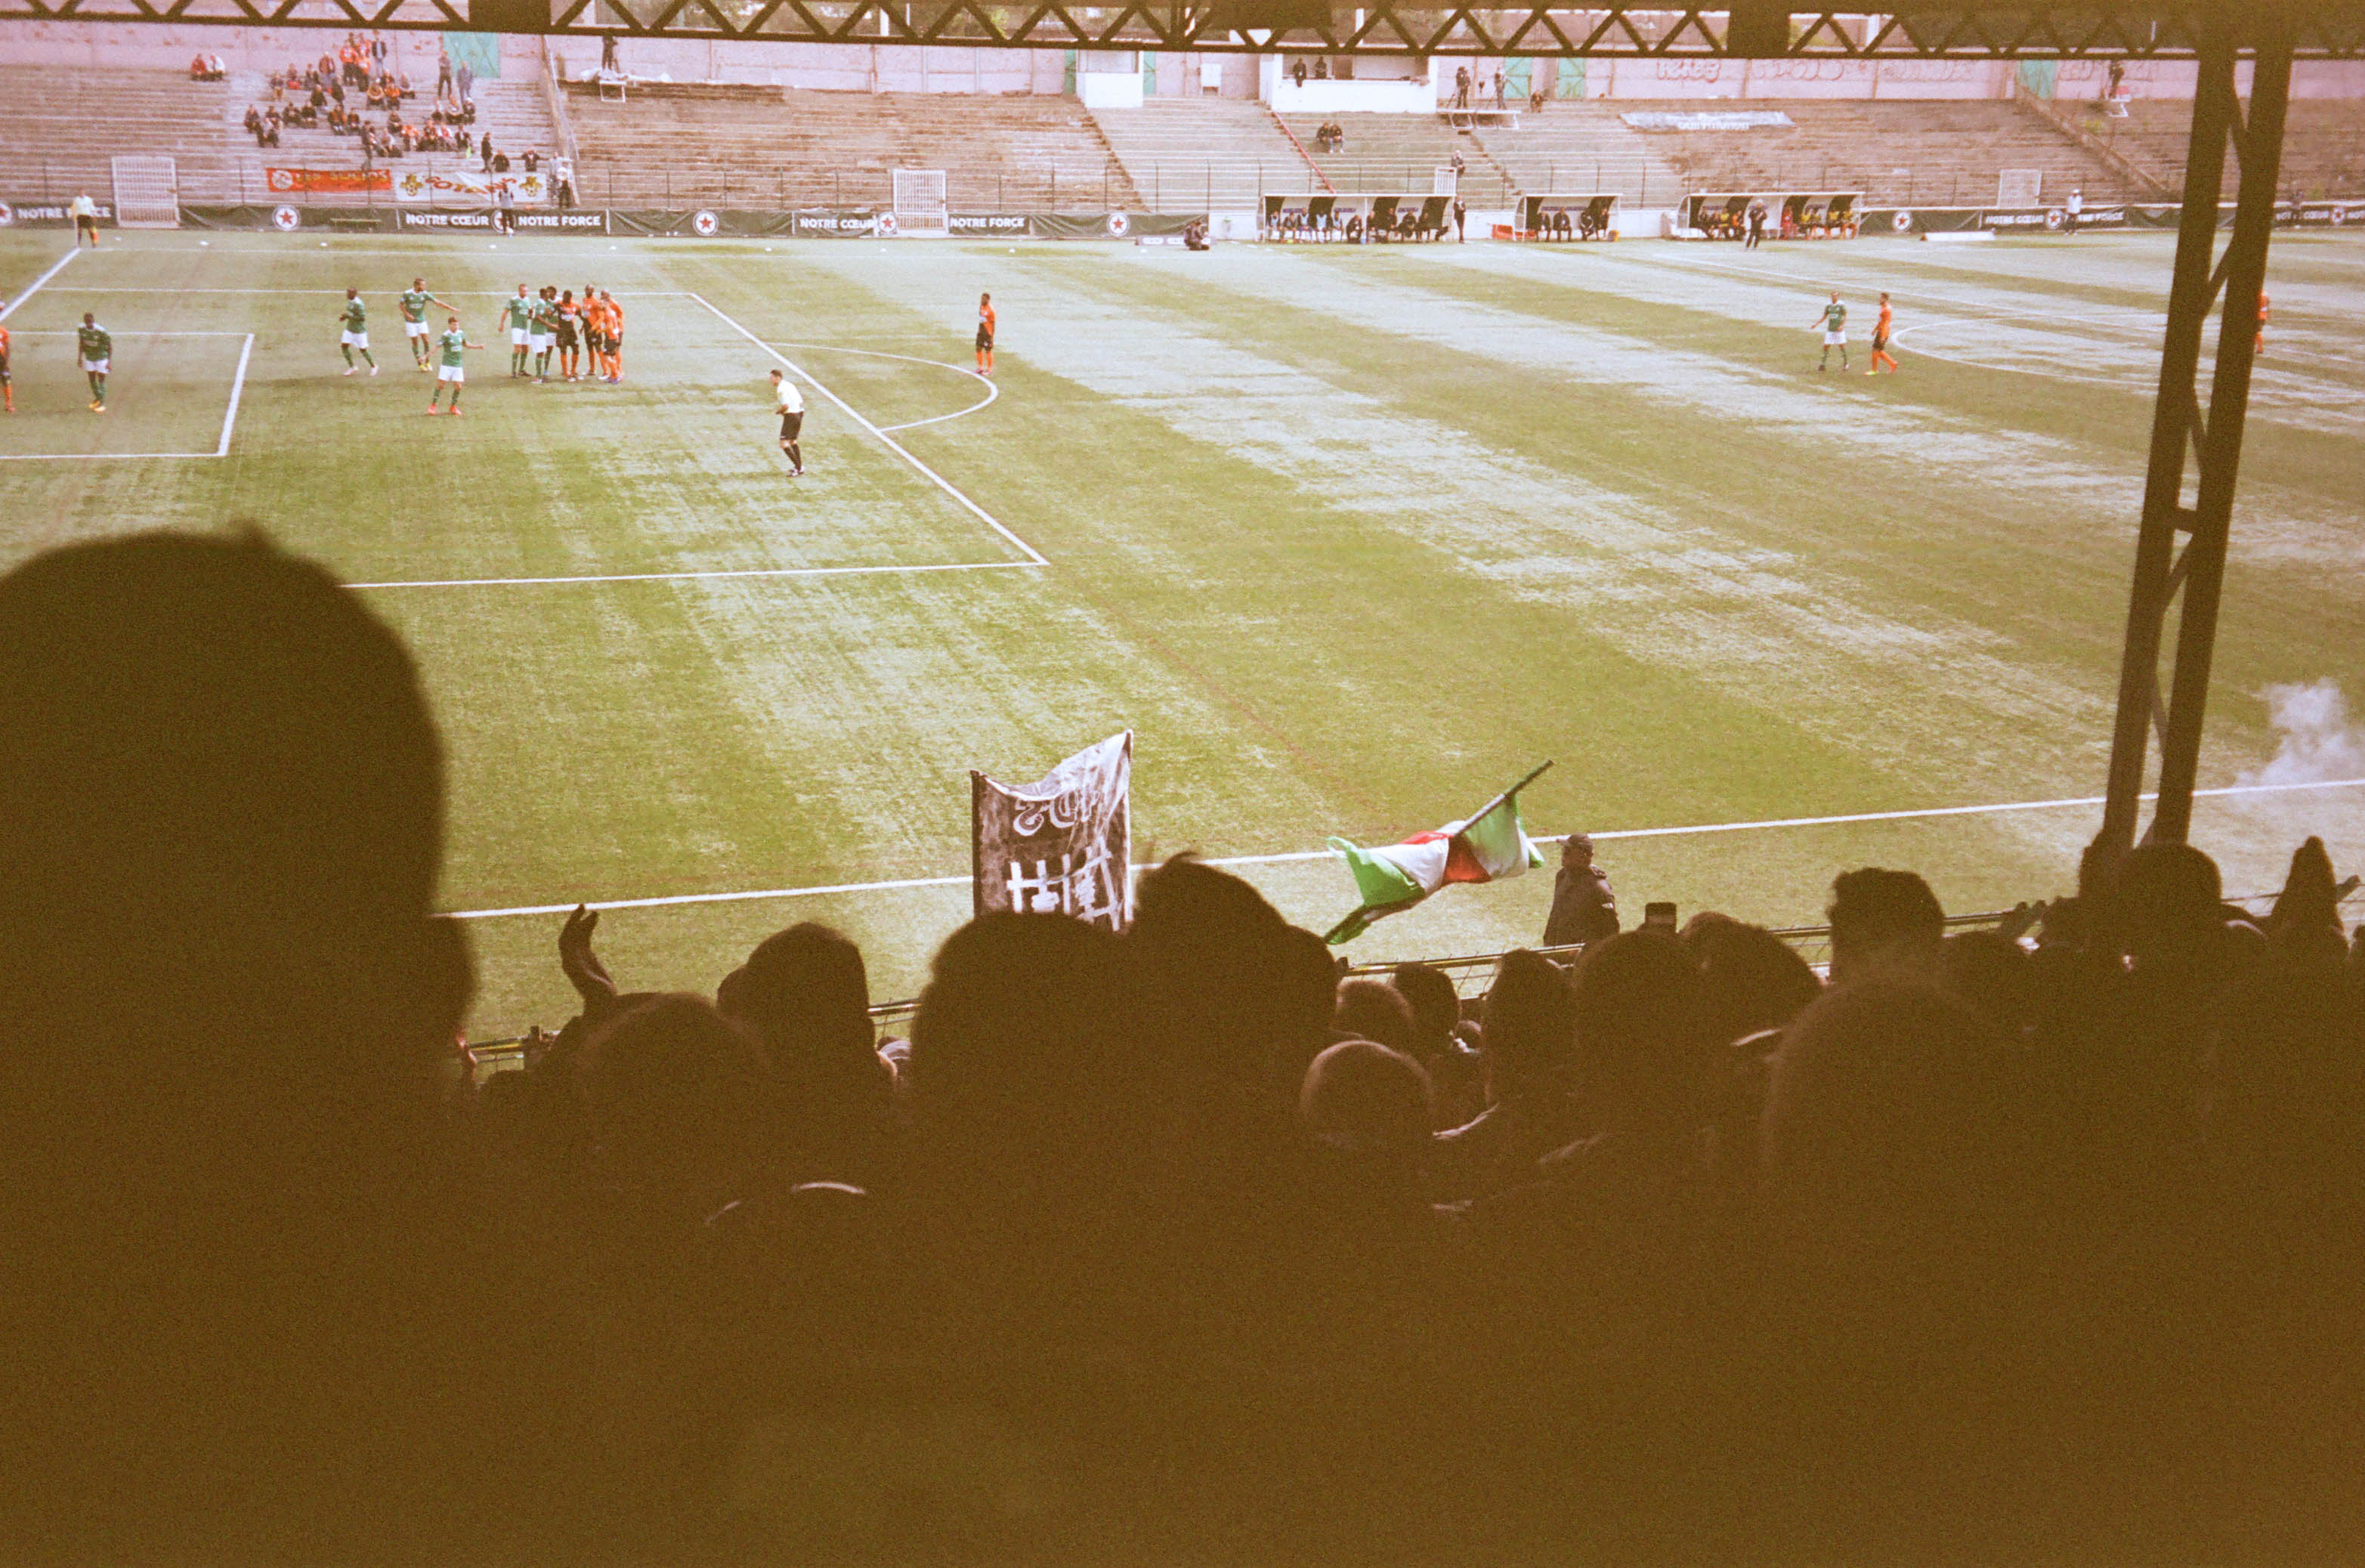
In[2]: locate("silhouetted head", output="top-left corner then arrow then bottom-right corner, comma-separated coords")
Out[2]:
2106,841 -> 2223,975
1683,913 -> 1822,1047
1300,1039 -> 1431,1155
719,921 -> 874,1059
1389,962 -> 1461,1054
1571,930 -> 1708,1131
570,992 -> 777,1222
1479,948 -> 1575,1103
1940,929 -> 2038,1034
1827,868 -> 1945,985
0,530 -> 465,1069
1562,832 -> 1595,868
1332,977 -> 1416,1054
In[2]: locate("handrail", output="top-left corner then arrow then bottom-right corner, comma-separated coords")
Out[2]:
1268,107 -> 1336,194
539,36 -> 581,174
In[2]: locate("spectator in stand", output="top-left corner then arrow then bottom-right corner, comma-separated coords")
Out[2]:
1493,69 -> 1506,108
1825,866 -> 1944,985
1293,58 -> 1307,88
481,134 -> 496,172
0,532 -> 618,1558
437,47 -> 453,97
1454,64 -> 1470,107
1542,832 -> 1619,948
1433,948 -> 1580,1201
1333,976 -> 1417,1056
522,147 -> 541,175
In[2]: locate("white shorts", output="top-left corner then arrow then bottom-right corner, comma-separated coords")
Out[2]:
437,364 -> 464,383
529,332 -> 551,354
342,329 -> 368,348
405,320 -> 430,339
510,326 -> 528,346
79,357 -> 109,374
1824,330 -> 1847,346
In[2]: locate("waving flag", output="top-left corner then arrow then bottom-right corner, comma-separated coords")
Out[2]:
1323,763 -> 1552,945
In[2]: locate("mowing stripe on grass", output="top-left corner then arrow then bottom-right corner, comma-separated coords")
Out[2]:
443,775 -> 2365,919
352,559 -> 1040,589
688,290 -> 1046,566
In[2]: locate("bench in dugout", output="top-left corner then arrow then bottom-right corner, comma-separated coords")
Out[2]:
1260,193 -> 1452,243
1683,190 -> 1863,241
1505,193 -> 1621,241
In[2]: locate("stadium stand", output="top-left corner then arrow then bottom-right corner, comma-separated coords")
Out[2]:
7,527 -> 2365,1561
1618,97 -> 2136,206
214,72 -> 559,204
1088,98 -> 1327,213
2095,97 -> 2365,199
1470,101 -> 1689,206
0,65 -> 238,201
562,83 -> 1142,211
1281,111 -> 1518,206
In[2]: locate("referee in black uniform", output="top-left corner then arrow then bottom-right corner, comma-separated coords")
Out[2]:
770,369 -> 805,478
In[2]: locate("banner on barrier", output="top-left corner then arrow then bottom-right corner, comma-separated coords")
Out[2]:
1860,202 -> 2314,237
0,199 -> 114,227
394,208 -> 610,232
266,168 -> 391,195
393,167 -> 549,204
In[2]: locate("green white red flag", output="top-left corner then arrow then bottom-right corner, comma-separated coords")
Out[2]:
1323,763 -> 1552,944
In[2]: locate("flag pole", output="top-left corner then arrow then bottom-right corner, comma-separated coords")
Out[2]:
1464,759 -> 1554,828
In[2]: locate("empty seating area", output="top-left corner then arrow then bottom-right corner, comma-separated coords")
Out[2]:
1088,99 -> 1323,213
0,66 -> 240,202
1281,113 -> 1517,207
1624,98 -> 2130,207
1471,101 -> 1687,205
563,85 -> 1139,211
2095,98 -> 2365,199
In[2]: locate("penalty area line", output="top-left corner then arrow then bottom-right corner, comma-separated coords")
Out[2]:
0,246 -> 78,324
443,775 -> 2365,920
688,291 -> 1046,567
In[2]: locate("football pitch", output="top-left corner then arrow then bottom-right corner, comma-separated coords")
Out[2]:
3,225 -> 2360,1036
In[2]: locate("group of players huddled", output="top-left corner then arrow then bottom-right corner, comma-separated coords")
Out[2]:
330,277 -> 629,416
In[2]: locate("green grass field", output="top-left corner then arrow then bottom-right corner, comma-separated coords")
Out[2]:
3,225 -> 2360,1035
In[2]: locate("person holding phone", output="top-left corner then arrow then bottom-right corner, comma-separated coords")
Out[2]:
1543,833 -> 1620,949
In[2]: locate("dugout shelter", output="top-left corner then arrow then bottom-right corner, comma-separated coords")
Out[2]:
1507,193 -> 1621,241
1681,190 -> 1863,240
1260,192 -> 1451,243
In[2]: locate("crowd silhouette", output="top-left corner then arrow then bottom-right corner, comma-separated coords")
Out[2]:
3,529 -> 2363,1562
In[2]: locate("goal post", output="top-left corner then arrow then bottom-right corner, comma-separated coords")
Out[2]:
892,168 -> 949,237
110,156 -> 181,229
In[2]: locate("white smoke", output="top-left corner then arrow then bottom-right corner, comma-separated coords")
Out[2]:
2238,679 -> 2365,787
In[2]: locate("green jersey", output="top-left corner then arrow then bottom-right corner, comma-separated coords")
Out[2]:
343,298 -> 367,332
400,289 -> 433,323
76,323 -> 110,360
1822,302 -> 1848,331
438,329 -> 467,368
530,298 -> 557,332
507,295 -> 533,331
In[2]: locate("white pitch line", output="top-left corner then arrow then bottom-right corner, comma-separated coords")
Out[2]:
0,246 -> 79,323
0,450 -> 224,462
60,287 -> 694,295
215,334 -> 253,457
7,329 -> 252,337
770,339 -> 1000,432
688,291 -> 1046,566
443,775 -> 2365,920
352,559 -> 1038,590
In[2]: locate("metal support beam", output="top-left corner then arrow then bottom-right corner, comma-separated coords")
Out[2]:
2095,7 -> 2293,860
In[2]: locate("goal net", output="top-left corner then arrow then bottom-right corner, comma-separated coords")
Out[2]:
111,155 -> 181,228
1996,168 -> 2044,208
892,168 -> 949,237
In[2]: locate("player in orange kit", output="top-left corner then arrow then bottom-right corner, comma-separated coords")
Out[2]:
1869,291 -> 1899,375
975,291 -> 995,376
600,289 -> 625,383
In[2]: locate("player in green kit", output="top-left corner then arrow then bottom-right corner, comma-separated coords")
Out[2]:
399,277 -> 458,371
505,285 -> 533,378
425,315 -> 481,416
1813,291 -> 1850,373
339,289 -> 378,376
76,313 -> 110,412
530,286 -> 559,383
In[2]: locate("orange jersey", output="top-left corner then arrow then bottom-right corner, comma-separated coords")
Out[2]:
603,298 -> 624,334
0,325 -> 10,359
1875,304 -> 1894,337
979,302 -> 996,334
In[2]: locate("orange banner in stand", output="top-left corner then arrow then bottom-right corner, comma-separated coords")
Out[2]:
265,168 -> 393,194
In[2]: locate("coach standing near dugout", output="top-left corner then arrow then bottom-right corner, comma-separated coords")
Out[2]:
770,370 -> 805,478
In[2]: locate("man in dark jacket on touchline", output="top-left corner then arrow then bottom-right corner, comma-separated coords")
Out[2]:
1543,833 -> 1619,948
